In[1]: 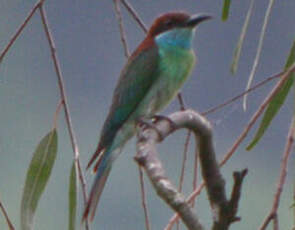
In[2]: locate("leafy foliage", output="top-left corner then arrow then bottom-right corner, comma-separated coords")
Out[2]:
247,40 -> 295,150
231,0 -> 254,74
68,162 -> 77,230
20,129 -> 58,230
222,0 -> 231,21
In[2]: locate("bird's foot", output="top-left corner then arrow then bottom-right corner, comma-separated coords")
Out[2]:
136,118 -> 164,141
152,115 -> 177,130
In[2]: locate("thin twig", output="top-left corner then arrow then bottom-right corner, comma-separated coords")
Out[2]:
177,130 -> 191,230
177,90 -> 189,230
243,0 -> 275,110
38,5 -> 89,229
53,99 -> 64,129
178,131 -> 191,192
177,93 -> 186,111
138,166 -> 151,230
165,64 -> 295,230
202,69 -> 283,115
0,0 -> 45,63
0,198 -> 15,230
259,117 -> 295,230
219,64 -> 295,167
192,147 -> 198,208
120,0 -> 148,33
113,0 -> 130,58
273,215 -> 278,230
228,169 -> 248,221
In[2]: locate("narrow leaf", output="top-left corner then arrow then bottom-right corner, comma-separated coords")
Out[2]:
68,162 -> 77,230
231,0 -> 254,74
243,0 -> 275,110
20,129 -> 58,230
247,40 -> 295,150
222,0 -> 231,21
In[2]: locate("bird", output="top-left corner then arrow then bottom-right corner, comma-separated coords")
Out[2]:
83,11 -> 212,221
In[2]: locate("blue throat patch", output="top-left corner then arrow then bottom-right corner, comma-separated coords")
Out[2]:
155,28 -> 195,50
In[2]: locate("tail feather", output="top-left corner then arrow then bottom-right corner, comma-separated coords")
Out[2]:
93,152 -> 104,173
84,123 -> 131,221
83,165 -> 111,221
86,145 -> 105,170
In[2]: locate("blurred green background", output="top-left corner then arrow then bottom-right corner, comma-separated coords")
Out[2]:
0,0 -> 294,229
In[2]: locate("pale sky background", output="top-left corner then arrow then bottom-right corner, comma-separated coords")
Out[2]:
0,0 -> 295,229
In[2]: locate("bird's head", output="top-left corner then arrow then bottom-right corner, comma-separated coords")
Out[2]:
148,12 -> 212,37
148,12 -> 212,49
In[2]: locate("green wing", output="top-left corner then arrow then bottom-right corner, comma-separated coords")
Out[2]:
99,45 -> 160,148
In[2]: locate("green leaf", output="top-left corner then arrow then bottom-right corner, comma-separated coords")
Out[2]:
222,0 -> 231,21
243,0 -> 275,110
20,129 -> 58,230
230,0 -> 254,74
68,162 -> 77,230
247,40 -> 295,150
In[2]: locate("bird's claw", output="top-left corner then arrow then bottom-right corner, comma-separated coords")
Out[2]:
136,118 -> 165,141
152,115 -> 176,130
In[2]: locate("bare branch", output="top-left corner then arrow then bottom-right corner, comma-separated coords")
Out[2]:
0,0 -> 45,63
136,110 -> 247,230
219,63 -> 295,168
135,110 -> 206,230
178,131 -> 191,192
227,169 -> 248,222
38,5 -> 89,229
273,215 -> 278,230
192,146 -> 198,208
165,183 -> 206,230
138,166 -> 151,230
0,198 -> 15,230
53,99 -> 64,129
202,69 -> 283,116
259,117 -> 295,230
120,0 -> 148,33
113,0 -> 130,58
177,130 -> 191,230
177,93 -> 186,111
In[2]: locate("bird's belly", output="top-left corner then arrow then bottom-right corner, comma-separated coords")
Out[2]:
143,52 -> 195,117
138,66 -> 193,118
145,79 -> 180,114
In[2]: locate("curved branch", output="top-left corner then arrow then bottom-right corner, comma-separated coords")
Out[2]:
135,110 -> 247,230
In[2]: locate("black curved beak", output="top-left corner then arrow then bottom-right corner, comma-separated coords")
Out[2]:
186,14 -> 213,27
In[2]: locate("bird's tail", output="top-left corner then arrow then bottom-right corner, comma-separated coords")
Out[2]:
83,147 -> 113,222
83,122 -> 134,222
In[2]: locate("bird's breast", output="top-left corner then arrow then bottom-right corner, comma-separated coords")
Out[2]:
137,46 -> 196,117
